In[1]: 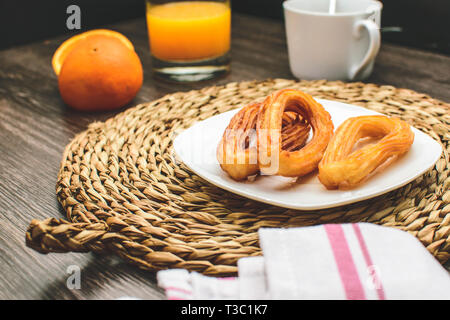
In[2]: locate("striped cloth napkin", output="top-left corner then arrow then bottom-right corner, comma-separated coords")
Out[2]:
157,223 -> 450,300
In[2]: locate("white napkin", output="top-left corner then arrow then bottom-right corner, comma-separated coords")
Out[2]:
157,223 -> 450,300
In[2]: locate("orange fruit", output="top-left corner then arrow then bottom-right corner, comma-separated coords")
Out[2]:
52,29 -> 134,76
55,30 -> 143,111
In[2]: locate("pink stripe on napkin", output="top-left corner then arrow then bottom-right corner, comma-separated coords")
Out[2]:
219,277 -> 237,281
325,224 -> 366,300
167,295 -> 186,300
165,286 -> 192,295
352,224 -> 386,300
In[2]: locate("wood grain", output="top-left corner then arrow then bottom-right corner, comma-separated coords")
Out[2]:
0,13 -> 448,300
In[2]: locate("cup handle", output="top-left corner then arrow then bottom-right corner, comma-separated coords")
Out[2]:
348,19 -> 380,80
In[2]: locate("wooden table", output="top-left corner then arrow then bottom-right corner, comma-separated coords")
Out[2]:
1,13 -> 449,300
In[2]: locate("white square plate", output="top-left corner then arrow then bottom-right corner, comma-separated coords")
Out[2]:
173,99 -> 442,210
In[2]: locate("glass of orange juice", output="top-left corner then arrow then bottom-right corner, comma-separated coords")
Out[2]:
146,0 -> 231,82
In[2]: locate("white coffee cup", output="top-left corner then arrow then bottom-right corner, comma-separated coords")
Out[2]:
284,0 -> 382,81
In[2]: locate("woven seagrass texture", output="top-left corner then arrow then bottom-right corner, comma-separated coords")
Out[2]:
26,79 -> 450,276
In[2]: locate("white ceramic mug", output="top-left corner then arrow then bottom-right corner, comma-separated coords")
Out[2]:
284,0 -> 382,81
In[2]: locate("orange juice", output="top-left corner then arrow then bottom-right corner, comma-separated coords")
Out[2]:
146,1 -> 231,61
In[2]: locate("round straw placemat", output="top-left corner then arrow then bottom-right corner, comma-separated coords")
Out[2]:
26,79 -> 449,276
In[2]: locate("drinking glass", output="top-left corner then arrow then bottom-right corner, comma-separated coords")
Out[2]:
146,0 -> 231,82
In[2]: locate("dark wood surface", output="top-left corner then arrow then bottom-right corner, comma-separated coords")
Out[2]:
0,13 -> 449,300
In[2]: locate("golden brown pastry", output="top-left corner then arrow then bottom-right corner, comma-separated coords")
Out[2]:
318,115 -> 414,189
217,102 -> 260,180
257,89 -> 334,177
217,100 -> 311,180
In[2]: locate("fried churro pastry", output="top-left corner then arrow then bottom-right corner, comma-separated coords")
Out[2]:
217,102 -> 260,180
281,112 -> 311,152
257,89 -> 334,177
318,115 -> 414,189
217,102 -> 311,180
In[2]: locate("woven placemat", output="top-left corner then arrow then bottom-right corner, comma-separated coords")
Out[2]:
26,79 -> 450,276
